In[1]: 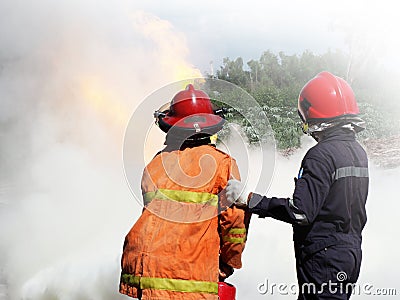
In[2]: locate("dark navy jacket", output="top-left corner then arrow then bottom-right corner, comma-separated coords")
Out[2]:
249,129 -> 369,252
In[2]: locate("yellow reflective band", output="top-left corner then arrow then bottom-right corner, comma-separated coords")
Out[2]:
222,236 -> 246,244
228,228 -> 247,235
121,274 -> 218,294
143,189 -> 218,207
223,228 -> 247,243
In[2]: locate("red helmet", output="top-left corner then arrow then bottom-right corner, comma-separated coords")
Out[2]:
155,84 -> 225,135
298,71 -> 359,123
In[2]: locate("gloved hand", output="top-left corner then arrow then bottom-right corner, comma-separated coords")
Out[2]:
226,179 -> 251,207
219,260 -> 234,281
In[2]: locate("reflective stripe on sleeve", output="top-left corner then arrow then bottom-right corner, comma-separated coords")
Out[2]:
332,166 -> 369,181
222,236 -> 246,243
222,227 -> 247,244
289,198 -> 309,226
121,274 -> 218,294
143,189 -> 218,207
227,228 -> 246,235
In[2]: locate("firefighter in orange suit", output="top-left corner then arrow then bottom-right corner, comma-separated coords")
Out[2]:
119,84 -> 250,300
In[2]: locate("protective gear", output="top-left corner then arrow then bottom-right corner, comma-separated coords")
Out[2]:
218,282 -> 236,300
248,129 -> 368,299
120,145 -> 250,300
226,179 -> 250,207
298,71 -> 365,136
298,71 -> 359,121
154,84 -> 225,135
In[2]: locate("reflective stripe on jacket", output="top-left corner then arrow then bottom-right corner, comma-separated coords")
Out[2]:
120,145 -> 250,299
248,129 -> 368,246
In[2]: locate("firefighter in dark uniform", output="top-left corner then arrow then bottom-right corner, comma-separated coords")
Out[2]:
226,71 -> 369,299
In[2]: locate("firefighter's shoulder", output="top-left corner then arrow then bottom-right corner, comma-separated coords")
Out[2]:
206,144 -> 234,159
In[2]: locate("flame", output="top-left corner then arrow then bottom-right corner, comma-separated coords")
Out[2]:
131,10 -> 203,83
74,12 -> 205,156
77,12 -> 203,133
171,66 -> 203,85
80,77 -> 130,130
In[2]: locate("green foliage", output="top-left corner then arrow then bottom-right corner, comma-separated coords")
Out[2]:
262,105 -> 302,149
211,49 -> 399,150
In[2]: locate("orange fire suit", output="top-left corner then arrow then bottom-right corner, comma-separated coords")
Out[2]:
119,144 -> 250,299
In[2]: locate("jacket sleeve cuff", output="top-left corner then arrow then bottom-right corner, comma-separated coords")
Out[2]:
248,193 -> 270,217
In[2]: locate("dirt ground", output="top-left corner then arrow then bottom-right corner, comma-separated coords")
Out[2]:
363,135 -> 400,169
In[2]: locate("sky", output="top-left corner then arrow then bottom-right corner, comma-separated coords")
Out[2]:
1,0 -> 400,299
134,0 -> 400,74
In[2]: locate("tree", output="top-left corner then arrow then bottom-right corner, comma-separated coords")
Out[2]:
211,49 -> 399,150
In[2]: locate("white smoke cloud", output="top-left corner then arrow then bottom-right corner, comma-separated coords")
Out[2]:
230,139 -> 400,299
0,1 -> 200,299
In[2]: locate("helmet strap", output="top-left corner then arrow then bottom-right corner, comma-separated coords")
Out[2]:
301,122 -> 309,135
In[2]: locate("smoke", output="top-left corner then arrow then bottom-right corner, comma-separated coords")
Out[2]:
0,1 -> 200,299
230,141 -> 400,299
214,136 -> 399,299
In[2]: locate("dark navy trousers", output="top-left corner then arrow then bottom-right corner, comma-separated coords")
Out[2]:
295,244 -> 362,300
